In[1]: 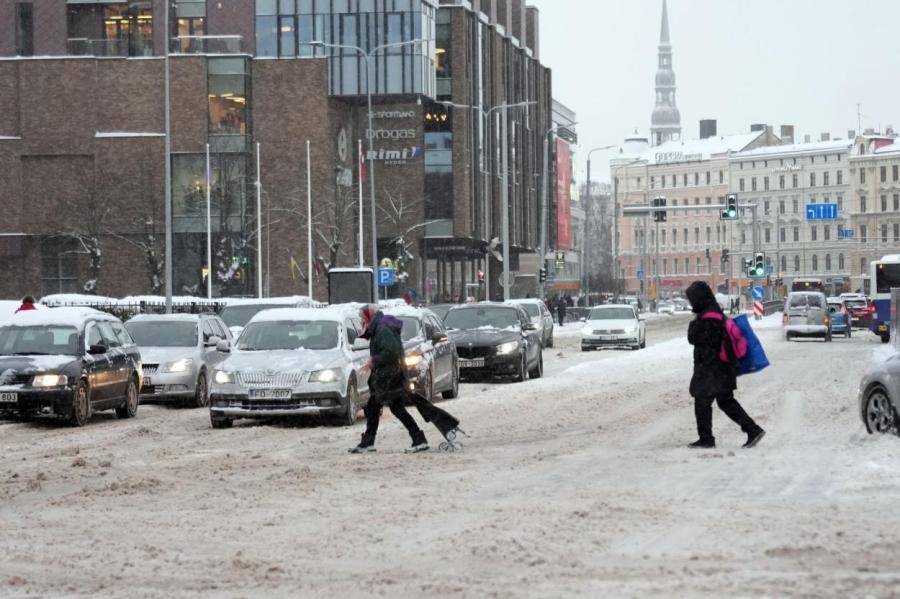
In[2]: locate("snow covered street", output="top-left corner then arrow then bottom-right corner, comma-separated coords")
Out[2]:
2,314 -> 900,598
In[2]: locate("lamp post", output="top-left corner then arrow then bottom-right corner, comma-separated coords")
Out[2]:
439,100 -> 536,302
163,0 -> 173,313
311,38 -> 424,301
584,145 -> 616,302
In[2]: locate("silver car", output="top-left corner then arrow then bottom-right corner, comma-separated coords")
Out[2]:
208,307 -> 370,428
125,313 -> 232,408
510,299 -> 555,348
219,296 -> 320,339
858,352 -> 900,435
783,291 -> 832,342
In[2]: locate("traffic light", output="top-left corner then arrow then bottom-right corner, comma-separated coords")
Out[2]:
721,194 -> 739,220
652,197 -> 667,223
721,248 -> 729,264
538,268 -> 547,283
750,252 -> 766,277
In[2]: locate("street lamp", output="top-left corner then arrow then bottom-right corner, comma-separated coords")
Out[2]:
163,0 -> 173,312
583,145 -> 616,302
310,38 -> 425,300
439,100 -> 536,302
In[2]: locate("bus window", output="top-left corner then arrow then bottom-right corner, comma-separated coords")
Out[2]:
876,263 -> 900,294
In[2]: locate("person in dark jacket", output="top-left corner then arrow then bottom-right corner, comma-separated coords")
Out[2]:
556,298 -> 567,327
350,306 -> 429,454
15,296 -> 36,313
685,281 -> 765,449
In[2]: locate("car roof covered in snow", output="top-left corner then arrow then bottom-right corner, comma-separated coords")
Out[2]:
508,298 -> 544,305
125,313 -> 203,323
0,306 -> 116,328
221,296 -> 319,307
246,307 -> 348,325
383,305 -> 435,320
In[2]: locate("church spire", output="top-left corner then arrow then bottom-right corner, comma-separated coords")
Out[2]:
650,0 -> 681,146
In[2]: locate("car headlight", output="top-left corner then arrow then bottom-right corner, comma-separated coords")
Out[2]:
32,374 -> 68,388
161,358 -> 194,373
309,369 -> 339,383
404,354 -> 423,368
495,341 -> 519,355
213,370 -> 234,385
581,327 -> 593,336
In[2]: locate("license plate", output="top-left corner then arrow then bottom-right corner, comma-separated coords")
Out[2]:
459,359 -> 485,368
0,392 -> 16,404
879,324 -> 888,332
248,388 -> 292,400
144,377 -> 152,385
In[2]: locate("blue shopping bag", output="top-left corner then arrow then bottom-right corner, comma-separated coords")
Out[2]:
732,314 -> 769,376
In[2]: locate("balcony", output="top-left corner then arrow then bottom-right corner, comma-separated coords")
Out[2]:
67,37 -> 132,57
171,35 -> 243,55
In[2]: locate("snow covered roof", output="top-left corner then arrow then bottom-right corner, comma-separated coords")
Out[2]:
508,298 -> 544,306
1,307 -> 112,328
732,138 -> 852,159
247,306 -> 346,325
329,267 -> 374,274
645,131 -> 766,165
221,296 -> 318,307
40,294 -> 119,306
383,305 -> 429,319
120,295 -> 221,305
874,141 -> 900,155
125,313 -> 201,323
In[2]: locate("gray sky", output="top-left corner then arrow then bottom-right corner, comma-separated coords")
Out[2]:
529,0 -> 900,183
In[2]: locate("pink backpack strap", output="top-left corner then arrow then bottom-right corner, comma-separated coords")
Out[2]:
701,311 -> 724,321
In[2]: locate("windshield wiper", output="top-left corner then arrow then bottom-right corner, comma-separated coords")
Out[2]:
11,352 -> 51,356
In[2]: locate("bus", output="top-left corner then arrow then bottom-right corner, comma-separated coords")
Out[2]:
791,278 -> 825,294
870,255 -> 900,343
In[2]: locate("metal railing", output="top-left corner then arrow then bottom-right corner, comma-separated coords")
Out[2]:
66,37 -> 153,57
171,35 -> 243,55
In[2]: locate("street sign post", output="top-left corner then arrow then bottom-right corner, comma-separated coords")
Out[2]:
378,267 -> 395,287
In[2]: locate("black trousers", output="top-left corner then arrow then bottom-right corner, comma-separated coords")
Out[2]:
694,391 -> 758,442
411,395 -> 459,437
360,399 -> 423,447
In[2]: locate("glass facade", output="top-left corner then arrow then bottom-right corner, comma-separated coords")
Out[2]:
208,57 -> 251,138
15,3 -> 34,57
66,1 -> 154,57
172,0 -> 206,53
256,0 -> 437,98
424,103 -> 453,227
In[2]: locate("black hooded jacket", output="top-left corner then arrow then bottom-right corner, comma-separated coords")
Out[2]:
685,282 -> 737,398
360,311 -> 407,403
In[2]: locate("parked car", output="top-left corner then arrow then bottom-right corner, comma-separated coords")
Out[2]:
509,298 -> 555,348
208,307 -> 369,428
783,291 -> 831,342
826,298 -> 852,339
657,301 -> 676,315
581,304 -> 646,351
384,306 -> 459,401
858,352 -> 900,435
427,304 -> 455,321
673,298 -> 691,312
443,303 -> 543,382
840,293 -> 873,330
125,313 -> 232,407
219,296 -> 319,338
0,308 -> 141,426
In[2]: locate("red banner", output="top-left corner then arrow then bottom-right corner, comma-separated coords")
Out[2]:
556,140 -> 572,251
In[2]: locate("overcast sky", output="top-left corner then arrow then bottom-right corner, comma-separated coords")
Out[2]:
529,0 -> 900,183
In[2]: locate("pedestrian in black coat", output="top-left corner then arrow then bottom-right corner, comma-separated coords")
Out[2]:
685,281 -> 765,449
557,299 -> 567,327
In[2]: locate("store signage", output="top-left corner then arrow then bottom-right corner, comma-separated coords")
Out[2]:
366,128 -> 417,141
366,146 -> 422,164
655,151 -> 702,164
337,127 -> 348,163
372,109 -> 416,120
772,165 -> 801,172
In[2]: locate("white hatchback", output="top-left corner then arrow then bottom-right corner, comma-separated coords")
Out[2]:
581,305 -> 646,351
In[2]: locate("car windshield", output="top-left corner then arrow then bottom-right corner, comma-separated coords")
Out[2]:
589,307 -> 635,320
444,307 -> 519,330
790,294 -> 823,309
428,305 -> 452,320
237,320 -> 338,351
220,304 -> 294,328
0,325 -> 79,356
125,321 -> 197,347
845,299 -> 867,309
518,303 -> 540,318
398,317 -> 421,342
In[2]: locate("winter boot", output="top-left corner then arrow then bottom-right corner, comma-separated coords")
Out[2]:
349,434 -> 376,454
404,430 -> 429,454
743,428 -> 766,449
688,438 -> 716,449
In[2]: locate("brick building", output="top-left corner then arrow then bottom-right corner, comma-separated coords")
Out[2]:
0,0 -> 552,303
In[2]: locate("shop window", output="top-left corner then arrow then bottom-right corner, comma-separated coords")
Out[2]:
66,1 -> 154,57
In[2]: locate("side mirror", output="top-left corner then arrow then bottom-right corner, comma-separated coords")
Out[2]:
88,344 -> 107,355
524,323 -> 538,331
216,340 -> 231,353
352,338 -> 370,352
579,317 -> 586,323
206,335 -> 222,348
431,332 -> 449,344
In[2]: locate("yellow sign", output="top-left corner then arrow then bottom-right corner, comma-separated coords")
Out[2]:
380,257 -> 394,269
201,267 -> 209,281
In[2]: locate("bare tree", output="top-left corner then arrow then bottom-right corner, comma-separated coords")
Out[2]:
54,190 -> 110,294
378,187 -> 433,285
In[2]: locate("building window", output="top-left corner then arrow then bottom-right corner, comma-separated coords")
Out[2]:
683,173 -> 687,187
810,226 -> 817,242
739,178 -> 745,192
837,170 -> 843,185
741,230 -> 746,245
66,1 -> 154,57
894,223 -> 899,242
683,228 -> 688,245
661,230 -> 667,245
823,171 -> 829,186
764,200 -> 770,215
894,194 -> 899,211
894,165 -> 899,181
779,199 -> 785,214
780,227 -> 786,243
780,256 -> 786,273
812,255 -> 818,272
694,173 -> 699,186
779,175 -> 785,190
881,166 -> 887,183
694,227 -> 699,244
838,253 -> 845,271
719,171 -> 724,184
173,0 -> 206,51
794,256 -> 800,272
809,172 -> 816,187
671,175 -> 677,188
15,3 -> 34,56
672,229 -> 677,245
424,105 -> 453,222
706,171 -> 711,185
824,225 -> 830,241
792,198 -> 799,213
792,174 -> 798,188
860,168 -> 866,184
663,259 -> 668,275
861,257 -> 867,275
705,227 -> 711,243
764,228 -> 771,243
40,237 -> 80,296
764,176 -> 770,191
793,227 -> 799,242
208,57 -> 250,135
861,196 -> 867,213
882,195 -> 888,212
650,176 -> 655,190
860,225 -> 867,242
882,224 -> 889,244
696,257 -> 702,274
837,196 -> 843,211
825,254 -> 832,271
751,177 -> 757,192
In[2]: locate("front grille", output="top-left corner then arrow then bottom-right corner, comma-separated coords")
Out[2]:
242,398 -> 321,411
12,374 -> 32,385
142,364 -> 159,375
592,329 -> 626,335
457,346 -> 494,360
236,371 -> 305,387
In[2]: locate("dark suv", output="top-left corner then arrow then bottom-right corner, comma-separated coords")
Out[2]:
0,308 -> 142,426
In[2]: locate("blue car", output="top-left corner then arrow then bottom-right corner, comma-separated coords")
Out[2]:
827,298 -> 852,339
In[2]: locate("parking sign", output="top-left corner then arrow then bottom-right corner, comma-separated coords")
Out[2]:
378,268 -> 394,287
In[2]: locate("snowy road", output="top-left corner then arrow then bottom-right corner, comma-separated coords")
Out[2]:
2,314 -> 900,598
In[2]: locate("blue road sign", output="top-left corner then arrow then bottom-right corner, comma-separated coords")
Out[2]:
637,269 -> 645,280
377,267 -> 395,287
805,203 -> 839,221
838,227 -> 854,239
752,286 -> 765,301
766,264 -> 774,274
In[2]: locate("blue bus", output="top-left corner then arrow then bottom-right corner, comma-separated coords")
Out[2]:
870,255 -> 900,343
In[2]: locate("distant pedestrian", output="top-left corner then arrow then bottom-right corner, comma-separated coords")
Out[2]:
557,298 -> 567,327
15,296 -> 36,313
685,281 -> 765,449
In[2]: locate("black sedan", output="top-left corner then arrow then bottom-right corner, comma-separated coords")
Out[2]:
386,307 -> 459,401
0,308 -> 142,426
443,303 -> 543,382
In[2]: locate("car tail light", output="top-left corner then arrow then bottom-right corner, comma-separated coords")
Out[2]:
869,305 -> 877,313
